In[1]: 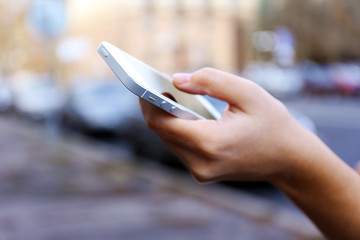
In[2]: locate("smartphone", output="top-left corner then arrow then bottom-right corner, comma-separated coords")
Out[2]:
97,41 -> 220,120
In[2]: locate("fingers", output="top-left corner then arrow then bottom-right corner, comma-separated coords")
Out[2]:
139,98 -> 212,143
173,68 -> 260,111
162,140 -> 219,183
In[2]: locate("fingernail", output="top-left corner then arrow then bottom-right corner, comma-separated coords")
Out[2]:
173,73 -> 191,85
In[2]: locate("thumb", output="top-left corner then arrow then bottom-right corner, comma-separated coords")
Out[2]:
173,68 -> 258,109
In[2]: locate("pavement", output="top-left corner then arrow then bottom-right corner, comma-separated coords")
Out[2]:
284,95 -> 360,167
0,115 -> 322,240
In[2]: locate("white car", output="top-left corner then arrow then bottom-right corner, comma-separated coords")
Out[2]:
0,80 -> 12,111
12,73 -> 65,120
64,79 -> 141,133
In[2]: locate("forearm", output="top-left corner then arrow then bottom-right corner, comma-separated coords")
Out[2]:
272,128 -> 360,240
141,68 -> 360,239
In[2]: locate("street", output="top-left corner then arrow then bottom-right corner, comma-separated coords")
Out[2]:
0,95 -> 357,240
1,1 -> 359,239
0,115 -> 320,240
284,95 -> 360,168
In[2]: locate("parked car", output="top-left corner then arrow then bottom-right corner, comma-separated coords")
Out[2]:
0,80 -> 12,112
242,62 -> 304,98
331,62 -> 360,95
63,79 -> 175,162
12,73 -> 65,121
299,61 -> 336,94
63,79 -> 141,135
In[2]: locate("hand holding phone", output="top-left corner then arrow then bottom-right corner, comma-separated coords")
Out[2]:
97,41 -> 220,120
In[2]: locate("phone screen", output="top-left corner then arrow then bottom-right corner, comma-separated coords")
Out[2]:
102,42 -> 220,120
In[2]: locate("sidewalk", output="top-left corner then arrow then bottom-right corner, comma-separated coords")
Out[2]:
0,116 -> 322,240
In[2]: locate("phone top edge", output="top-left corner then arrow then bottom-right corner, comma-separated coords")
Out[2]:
97,41 -> 215,120
97,42 -> 147,97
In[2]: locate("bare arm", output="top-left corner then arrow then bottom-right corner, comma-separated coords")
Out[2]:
139,68 -> 360,239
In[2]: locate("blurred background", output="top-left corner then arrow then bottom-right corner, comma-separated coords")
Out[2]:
0,0 -> 359,239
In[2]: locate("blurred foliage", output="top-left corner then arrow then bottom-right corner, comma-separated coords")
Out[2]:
0,2 -> 26,75
1,0 -> 360,76
270,0 -> 360,63
0,1 -> 54,75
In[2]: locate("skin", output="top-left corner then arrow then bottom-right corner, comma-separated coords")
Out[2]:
139,68 -> 360,240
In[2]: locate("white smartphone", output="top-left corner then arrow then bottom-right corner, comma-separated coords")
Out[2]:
97,41 -> 220,120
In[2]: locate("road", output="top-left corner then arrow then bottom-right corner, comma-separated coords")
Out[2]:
284,95 -> 360,167
0,115 -> 320,240
0,95 -> 355,240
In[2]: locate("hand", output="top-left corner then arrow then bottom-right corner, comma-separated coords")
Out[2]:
141,67 -> 360,239
139,68 -> 307,183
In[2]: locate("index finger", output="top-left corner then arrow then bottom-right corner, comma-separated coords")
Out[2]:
173,68 -> 261,112
139,98 -> 213,144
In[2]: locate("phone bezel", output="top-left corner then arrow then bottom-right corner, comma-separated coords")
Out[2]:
97,41 -> 220,120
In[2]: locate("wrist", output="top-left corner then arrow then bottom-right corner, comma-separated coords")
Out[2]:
268,121 -> 328,188
267,121 -> 360,240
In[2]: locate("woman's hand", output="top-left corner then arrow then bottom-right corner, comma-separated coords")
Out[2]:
139,68 -> 306,183
140,67 -> 360,239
